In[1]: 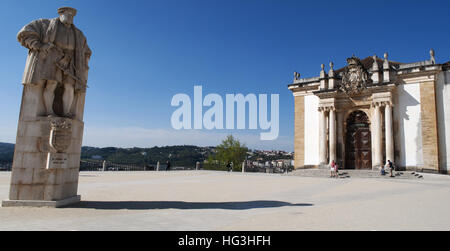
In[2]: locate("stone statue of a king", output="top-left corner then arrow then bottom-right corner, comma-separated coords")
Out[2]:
18,6 -> 91,117
2,7 -> 91,208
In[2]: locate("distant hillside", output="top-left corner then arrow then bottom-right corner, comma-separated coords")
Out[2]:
0,142 -> 213,168
0,142 -> 292,168
81,145 -> 215,167
0,142 -> 15,164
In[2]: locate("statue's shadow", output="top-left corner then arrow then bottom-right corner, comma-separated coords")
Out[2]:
70,200 -> 313,210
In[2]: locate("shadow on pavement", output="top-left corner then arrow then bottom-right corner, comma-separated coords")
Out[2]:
70,200 -> 313,210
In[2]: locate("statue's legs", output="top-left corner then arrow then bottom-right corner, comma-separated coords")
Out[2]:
62,77 -> 75,117
43,80 -> 58,116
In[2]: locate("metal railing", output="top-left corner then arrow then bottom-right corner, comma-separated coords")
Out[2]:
1,160 -> 293,173
80,160 -> 168,172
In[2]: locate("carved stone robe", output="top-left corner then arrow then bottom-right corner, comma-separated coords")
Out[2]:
17,18 -> 91,91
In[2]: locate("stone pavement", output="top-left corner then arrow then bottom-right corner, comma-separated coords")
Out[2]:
1,170 -> 450,231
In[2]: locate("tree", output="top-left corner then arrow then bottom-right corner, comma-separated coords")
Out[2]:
214,135 -> 248,171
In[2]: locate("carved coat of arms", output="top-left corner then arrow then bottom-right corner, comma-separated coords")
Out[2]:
49,119 -> 72,153
340,56 -> 372,95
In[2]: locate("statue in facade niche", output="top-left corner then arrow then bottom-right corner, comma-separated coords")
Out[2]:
17,7 -> 91,118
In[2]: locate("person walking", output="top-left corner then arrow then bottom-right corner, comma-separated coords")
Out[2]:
166,160 -> 171,171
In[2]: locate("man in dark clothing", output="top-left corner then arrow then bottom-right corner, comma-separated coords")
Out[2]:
387,160 -> 394,177
226,162 -> 232,172
166,161 -> 171,171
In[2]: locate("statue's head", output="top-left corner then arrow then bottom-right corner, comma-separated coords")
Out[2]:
58,7 -> 77,25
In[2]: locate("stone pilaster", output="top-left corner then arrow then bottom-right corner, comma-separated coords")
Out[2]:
385,103 -> 395,163
336,110 -> 345,166
294,95 -> 305,168
329,108 -> 336,164
420,81 -> 440,172
372,102 -> 383,169
319,107 -> 328,166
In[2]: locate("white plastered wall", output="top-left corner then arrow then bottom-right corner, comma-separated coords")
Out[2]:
304,94 -> 319,165
395,83 -> 423,168
436,71 -> 450,173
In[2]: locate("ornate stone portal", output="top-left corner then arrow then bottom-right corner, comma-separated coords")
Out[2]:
2,7 -> 91,207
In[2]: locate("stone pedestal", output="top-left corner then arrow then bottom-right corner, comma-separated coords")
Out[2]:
2,86 -> 86,208
2,195 -> 80,208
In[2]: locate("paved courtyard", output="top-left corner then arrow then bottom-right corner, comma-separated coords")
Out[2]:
1,170 -> 450,231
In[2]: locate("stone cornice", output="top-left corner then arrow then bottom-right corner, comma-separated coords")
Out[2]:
291,83 -> 319,96
288,60 -> 445,94
397,73 -> 437,84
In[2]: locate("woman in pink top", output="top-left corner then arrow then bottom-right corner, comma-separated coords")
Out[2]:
330,160 -> 336,178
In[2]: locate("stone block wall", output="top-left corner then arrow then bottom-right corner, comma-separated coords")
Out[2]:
420,81 -> 440,172
8,86 -> 84,202
294,95 -> 305,168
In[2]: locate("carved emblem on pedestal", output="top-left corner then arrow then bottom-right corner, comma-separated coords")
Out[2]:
49,119 -> 72,153
340,56 -> 372,95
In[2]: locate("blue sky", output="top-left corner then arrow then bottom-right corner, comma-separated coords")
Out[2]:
0,0 -> 449,151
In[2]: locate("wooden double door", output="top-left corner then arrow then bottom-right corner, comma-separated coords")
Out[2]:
345,111 -> 372,169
